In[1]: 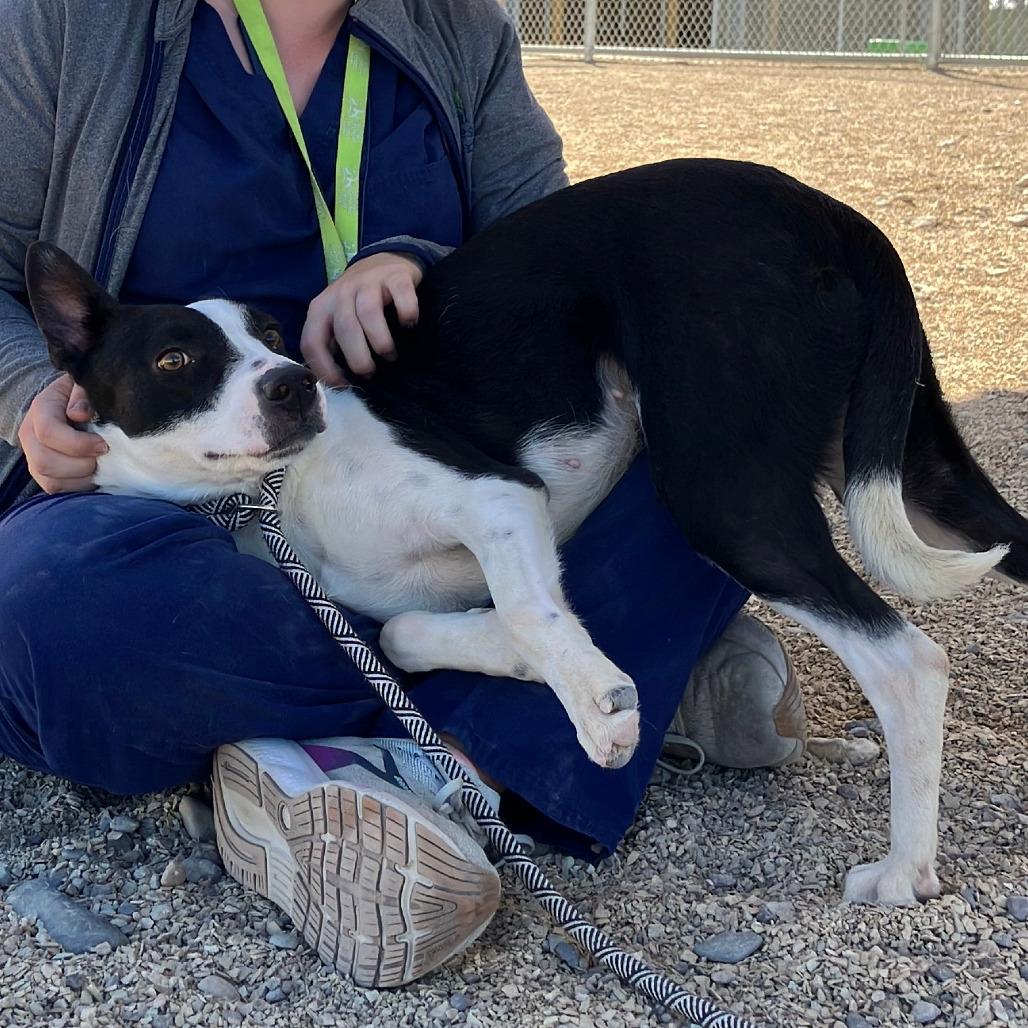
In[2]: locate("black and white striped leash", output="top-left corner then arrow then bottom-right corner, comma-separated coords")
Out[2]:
192,468 -> 762,1028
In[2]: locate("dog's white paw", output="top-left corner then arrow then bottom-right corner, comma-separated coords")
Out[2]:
843,857 -> 941,905
574,681 -> 640,769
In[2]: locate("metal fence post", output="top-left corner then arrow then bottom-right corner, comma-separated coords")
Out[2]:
583,0 -> 598,61
927,0 -> 944,69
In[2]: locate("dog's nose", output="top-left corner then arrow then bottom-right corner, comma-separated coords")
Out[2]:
257,365 -> 318,414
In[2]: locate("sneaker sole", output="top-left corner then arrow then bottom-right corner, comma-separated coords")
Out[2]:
212,742 -> 501,988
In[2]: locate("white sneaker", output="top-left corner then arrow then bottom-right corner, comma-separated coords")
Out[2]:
212,737 -> 501,988
664,613 -> 807,770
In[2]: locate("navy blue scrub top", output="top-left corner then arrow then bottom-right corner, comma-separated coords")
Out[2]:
121,2 -> 465,357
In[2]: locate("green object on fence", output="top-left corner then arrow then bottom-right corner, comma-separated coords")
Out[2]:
867,38 -> 928,54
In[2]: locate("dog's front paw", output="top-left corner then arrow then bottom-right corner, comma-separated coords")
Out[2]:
574,682 -> 640,769
843,857 -> 941,905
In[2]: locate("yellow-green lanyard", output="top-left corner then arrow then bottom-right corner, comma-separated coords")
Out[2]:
232,0 -> 370,282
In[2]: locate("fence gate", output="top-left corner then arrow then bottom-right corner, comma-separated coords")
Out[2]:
503,0 -> 1028,65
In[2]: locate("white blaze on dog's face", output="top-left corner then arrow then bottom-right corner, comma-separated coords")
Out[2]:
24,243 -> 326,503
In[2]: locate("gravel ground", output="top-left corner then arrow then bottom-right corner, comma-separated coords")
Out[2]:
2,59 -> 1027,1028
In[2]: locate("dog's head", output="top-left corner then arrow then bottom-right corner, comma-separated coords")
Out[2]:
24,242 -> 326,502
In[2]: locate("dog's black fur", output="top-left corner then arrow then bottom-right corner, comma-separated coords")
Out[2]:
369,158 -> 1027,613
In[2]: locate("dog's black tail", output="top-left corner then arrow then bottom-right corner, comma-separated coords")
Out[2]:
839,212 -> 1010,601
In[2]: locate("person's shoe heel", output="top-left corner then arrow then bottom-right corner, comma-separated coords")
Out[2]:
212,739 -> 501,988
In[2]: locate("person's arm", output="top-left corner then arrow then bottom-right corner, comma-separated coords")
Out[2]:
461,1 -> 568,234
0,0 -> 60,446
0,0 -> 106,492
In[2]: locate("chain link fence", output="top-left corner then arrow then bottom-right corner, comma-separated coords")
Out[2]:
503,0 -> 1028,65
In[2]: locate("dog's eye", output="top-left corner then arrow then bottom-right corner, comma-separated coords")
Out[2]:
263,328 -> 284,353
156,350 -> 191,372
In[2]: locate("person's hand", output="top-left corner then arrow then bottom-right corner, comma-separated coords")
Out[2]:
17,374 -> 107,494
300,251 -> 422,388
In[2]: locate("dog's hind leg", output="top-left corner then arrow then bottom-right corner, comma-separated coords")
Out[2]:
773,603 -> 947,905
381,608 -> 544,683
664,475 -> 947,905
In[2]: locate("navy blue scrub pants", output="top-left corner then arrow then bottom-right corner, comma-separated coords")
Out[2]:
0,457 -> 747,858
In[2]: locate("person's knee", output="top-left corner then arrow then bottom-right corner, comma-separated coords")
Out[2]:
0,491 -> 232,640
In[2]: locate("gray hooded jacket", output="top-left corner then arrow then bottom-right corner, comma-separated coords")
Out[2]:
0,0 -> 567,502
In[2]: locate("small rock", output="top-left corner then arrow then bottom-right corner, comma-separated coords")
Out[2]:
912,1001 -> 942,1024
110,814 -> 140,834
845,1015 -> 873,1028
181,855 -> 223,883
265,988 -> 287,1003
268,931 -> 300,951
1006,895 -> 1028,921
991,793 -> 1021,810
105,832 -> 135,856
844,718 -> 882,737
711,969 -> 736,985
995,932 -> 1014,949
64,973 -> 87,991
707,873 -> 736,889
160,860 -> 187,888
911,215 -> 939,229
807,737 -> 880,766
693,930 -> 764,963
837,784 -> 859,800
929,963 -> 955,982
1017,173 -> 1028,187
7,877 -> 126,954
450,994 -> 471,1012
150,901 -> 173,920
179,795 -> 217,842
0,864 -> 13,888
755,900 -> 795,924
553,940 -> 583,970
197,974 -> 240,1002
1007,213 -> 1028,226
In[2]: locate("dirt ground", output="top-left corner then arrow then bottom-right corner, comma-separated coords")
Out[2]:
531,58 -> 1028,401
1,57 -> 1027,1028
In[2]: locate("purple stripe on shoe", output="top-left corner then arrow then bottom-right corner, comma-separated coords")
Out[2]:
302,744 -> 357,773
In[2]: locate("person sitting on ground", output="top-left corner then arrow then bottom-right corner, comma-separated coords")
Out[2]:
0,0 -> 806,987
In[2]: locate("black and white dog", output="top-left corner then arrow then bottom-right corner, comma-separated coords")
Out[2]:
25,159 -> 1028,907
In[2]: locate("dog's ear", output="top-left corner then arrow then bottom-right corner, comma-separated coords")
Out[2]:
24,242 -> 119,377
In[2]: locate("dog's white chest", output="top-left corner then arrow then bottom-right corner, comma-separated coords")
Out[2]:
275,393 -> 491,619
269,386 -> 640,622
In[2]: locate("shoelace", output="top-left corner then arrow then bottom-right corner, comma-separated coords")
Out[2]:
428,776 -> 535,856
655,732 -> 707,777
192,473 -> 763,1028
